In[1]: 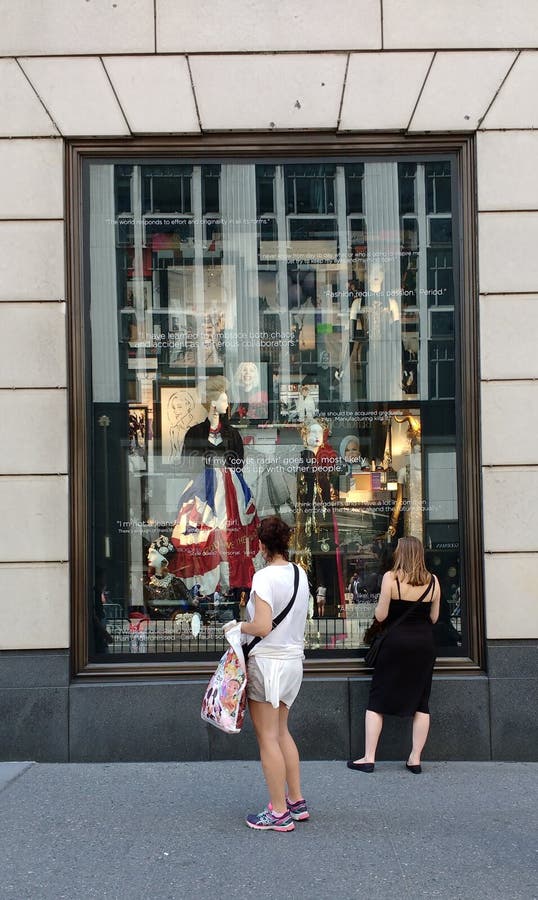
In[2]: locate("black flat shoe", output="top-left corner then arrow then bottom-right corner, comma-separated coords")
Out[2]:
406,763 -> 422,774
347,761 -> 375,773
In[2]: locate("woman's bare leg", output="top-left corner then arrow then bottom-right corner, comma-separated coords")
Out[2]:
277,703 -> 302,803
353,709 -> 384,764
249,699 -> 287,814
409,712 -> 430,765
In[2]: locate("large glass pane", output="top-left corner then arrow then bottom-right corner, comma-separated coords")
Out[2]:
86,157 -> 464,660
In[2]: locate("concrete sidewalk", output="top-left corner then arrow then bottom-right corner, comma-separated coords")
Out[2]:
0,761 -> 536,900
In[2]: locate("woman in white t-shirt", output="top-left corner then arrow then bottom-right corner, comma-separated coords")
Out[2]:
235,516 -> 309,831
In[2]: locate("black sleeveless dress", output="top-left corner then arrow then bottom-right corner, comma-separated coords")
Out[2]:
368,577 -> 436,717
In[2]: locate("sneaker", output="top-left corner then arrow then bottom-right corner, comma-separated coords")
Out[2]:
286,797 -> 310,821
246,807 -> 295,832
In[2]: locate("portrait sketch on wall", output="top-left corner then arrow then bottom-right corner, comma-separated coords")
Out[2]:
159,387 -> 206,466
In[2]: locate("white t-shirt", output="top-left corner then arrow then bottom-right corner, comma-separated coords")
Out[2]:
247,562 -> 309,658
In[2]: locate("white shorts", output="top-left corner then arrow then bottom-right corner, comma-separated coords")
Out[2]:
247,656 -> 303,709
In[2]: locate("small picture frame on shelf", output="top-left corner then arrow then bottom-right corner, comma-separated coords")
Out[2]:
125,278 -> 152,310
279,381 -> 319,423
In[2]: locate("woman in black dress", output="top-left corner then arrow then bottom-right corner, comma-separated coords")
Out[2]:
348,537 -> 440,774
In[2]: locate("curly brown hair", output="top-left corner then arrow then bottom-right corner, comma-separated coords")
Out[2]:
258,516 -> 292,560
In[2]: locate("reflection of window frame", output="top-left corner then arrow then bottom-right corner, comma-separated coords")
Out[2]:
348,214 -> 367,255
424,444 -> 458,524
425,160 -> 452,214
344,162 -> 365,214
141,166 -> 193,215
428,339 -> 456,400
429,307 -> 455,340
68,134 -> 483,679
427,214 -> 453,246
285,164 -> 336,215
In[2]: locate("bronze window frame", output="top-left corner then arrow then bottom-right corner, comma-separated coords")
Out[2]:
66,132 -> 483,680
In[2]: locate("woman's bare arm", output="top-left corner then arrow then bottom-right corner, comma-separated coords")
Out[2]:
240,593 -> 273,637
429,576 -> 441,624
374,572 -> 393,623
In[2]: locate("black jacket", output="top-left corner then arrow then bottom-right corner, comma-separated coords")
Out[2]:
181,417 -> 244,471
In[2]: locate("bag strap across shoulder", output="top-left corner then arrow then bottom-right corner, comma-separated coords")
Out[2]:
375,574 -> 435,646
417,574 -> 436,603
395,574 -> 434,603
244,564 -> 300,660
395,574 -> 435,615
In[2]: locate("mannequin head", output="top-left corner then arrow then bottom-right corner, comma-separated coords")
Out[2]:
147,546 -> 168,575
368,263 -> 384,294
305,422 -> 324,450
394,413 -> 421,449
202,376 -> 229,415
147,535 -> 175,575
342,435 -> 361,462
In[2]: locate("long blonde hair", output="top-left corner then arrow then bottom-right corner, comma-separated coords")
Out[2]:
391,536 -> 430,586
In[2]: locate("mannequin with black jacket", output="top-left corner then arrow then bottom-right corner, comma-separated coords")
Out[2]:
169,376 -> 259,594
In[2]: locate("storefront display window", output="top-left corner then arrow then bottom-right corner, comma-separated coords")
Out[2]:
84,154 -> 466,661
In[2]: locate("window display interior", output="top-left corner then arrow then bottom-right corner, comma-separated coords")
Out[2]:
87,158 -> 463,659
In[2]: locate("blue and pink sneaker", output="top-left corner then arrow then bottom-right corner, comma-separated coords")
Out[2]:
287,797 -> 310,821
246,806 -> 295,831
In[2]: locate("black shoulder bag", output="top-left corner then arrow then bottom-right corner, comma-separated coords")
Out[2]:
364,575 -> 435,668
244,564 -> 300,661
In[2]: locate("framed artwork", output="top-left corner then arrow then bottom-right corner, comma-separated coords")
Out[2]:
229,361 -> 269,422
279,381 -> 320,423
339,434 -> 366,466
125,278 -> 152,309
122,278 -> 152,346
291,309 -> 316,352
158,384 -> 207,466
258,271 -> 278,311
128,406 -> 148,472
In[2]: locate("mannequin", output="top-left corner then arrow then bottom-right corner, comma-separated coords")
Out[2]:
179,376 -> 244,470
143,535 -> 192,618
169,376 -> 259,595
293,420 -> 344,617
386,414 -> 421,539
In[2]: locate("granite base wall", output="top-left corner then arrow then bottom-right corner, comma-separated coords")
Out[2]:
0,643 -> 536,762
